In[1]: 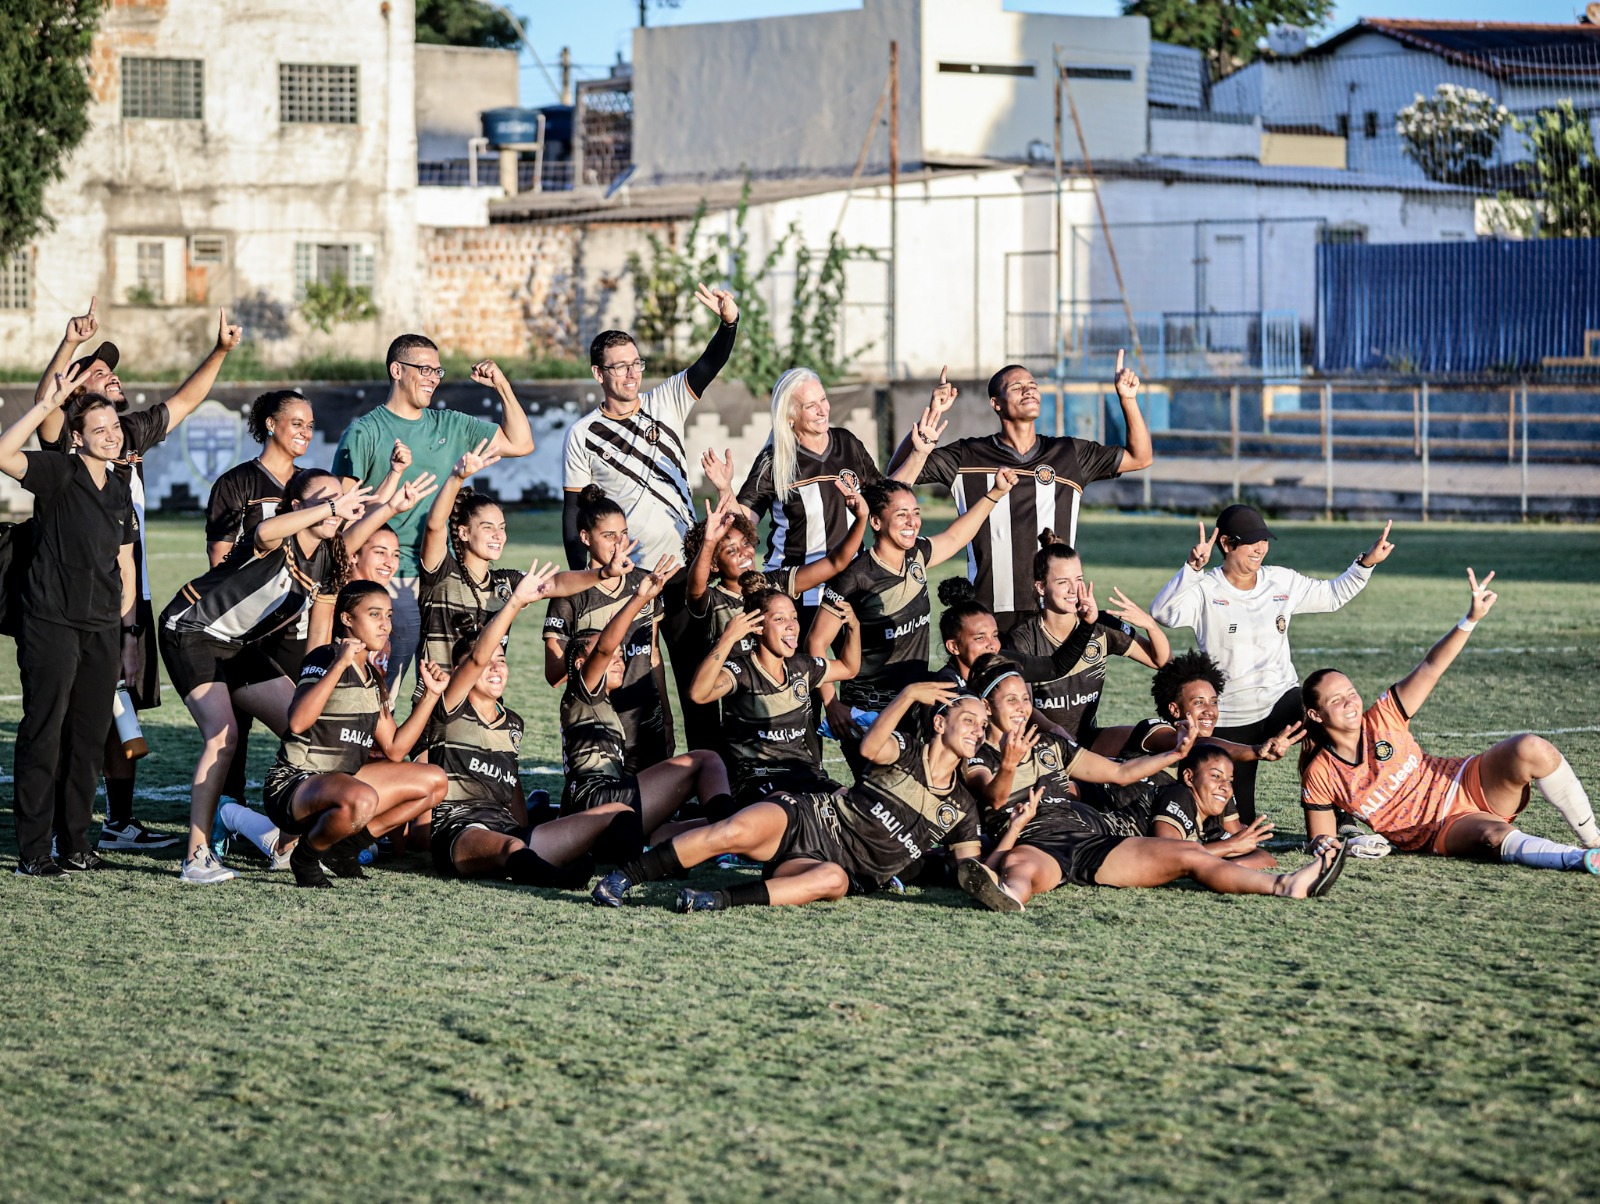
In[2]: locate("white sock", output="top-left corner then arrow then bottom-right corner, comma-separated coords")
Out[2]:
1535,758 -> 1599,847
219,802 -> 282,859
1499,828 -> 1587,871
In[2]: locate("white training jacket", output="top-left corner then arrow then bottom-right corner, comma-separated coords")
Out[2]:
1150,559 -> 1374,727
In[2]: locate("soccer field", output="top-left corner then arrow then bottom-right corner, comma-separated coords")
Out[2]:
0,510 -> 1596,1202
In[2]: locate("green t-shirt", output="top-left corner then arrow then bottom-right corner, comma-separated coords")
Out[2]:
331,404 -> 497,574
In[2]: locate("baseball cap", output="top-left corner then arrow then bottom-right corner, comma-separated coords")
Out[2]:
69,341 -> 120,377
1215,504 -> 1275,543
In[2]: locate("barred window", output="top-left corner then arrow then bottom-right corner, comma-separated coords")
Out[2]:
280,64 -> 359,124
0,251 -> 31,310
136,242 -> 166,303
293,242 -> 376,301
122,57 -> 203,120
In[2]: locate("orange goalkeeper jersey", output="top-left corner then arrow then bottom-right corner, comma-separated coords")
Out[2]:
1300,690 -> 1471,852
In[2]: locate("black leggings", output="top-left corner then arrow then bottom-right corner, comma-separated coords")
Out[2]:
1211,686 -> 1303,825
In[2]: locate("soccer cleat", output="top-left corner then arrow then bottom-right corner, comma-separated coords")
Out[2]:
15,855 -> 67,879
323,834 -> 369,880
57,851 -> 105,873
1584,848 -> 1600,876
289,840 -> 332,889
179,848 -> 238,885
1345,833 -> 1392,859
98,819 -> 181,851
957,859 -> 1024,913
673,887 -> 725,913
591,869 -> 634,908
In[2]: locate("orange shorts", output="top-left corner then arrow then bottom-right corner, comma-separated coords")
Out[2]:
1428,755 -> 1529,854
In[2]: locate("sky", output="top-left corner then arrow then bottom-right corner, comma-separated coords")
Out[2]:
509,0 -> 1592,106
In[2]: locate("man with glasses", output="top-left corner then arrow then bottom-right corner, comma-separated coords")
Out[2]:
333,334 -> 534,689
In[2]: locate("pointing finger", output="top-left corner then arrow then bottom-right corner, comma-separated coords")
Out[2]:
1380,518 -> 1393,542
939,364 -> 948,385
88,296 -> 97,316
1116,348 -> 1125,372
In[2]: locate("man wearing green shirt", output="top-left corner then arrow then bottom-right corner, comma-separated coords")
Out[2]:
333,333 -> 534,688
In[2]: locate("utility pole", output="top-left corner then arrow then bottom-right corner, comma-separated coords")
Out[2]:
1053,44 -> 1063,381
888,40 -> 899,383
560,46 -> 573,105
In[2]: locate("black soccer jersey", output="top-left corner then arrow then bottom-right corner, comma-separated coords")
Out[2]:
970,732 -> 1084,846
269,645 -> 385,779
544,570 -> 660,716
1148,779 -> 1236,842
687,566 -> 801,662
720,651 -> 830,797
430,696 -> 524,822
162,535 -> 336,646
560,670 -> 628,786
205,459 -> 288,549
737,429 -> 881,607
420,549 -> 524,668
1004,616 -> 1135,742
833,729 -> 981,886
917,433 -> 1123,614
823,538 -> 934,711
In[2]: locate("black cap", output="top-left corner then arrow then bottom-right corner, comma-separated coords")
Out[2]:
1216,504 -> 1275,543
69,341 -> 120,377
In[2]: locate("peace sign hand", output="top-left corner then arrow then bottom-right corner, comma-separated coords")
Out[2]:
391,472 -> 440,514
638,556 -> 679,601
603,535 -> 638,581
1188,522 -> 1220,571
1104,586 -> 1154,631
66,297 -> 98,345
38,364 -> 87,412
1255,721 -> 1306,762
1075,579 -> 1099,625
453,438 -> 500,481
1465,568 -> 1498,621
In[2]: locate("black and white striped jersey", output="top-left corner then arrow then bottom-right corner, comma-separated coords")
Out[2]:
917,433 -> 1124,615
161,537 -> 336,646
205,459 -> 287,550
737,429 -> 880,606
561,372 -> 698,567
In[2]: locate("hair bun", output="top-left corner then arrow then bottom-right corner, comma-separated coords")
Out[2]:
937,576 -> 977,606
579,484 -> 609,505
1038,528 -> 1059,550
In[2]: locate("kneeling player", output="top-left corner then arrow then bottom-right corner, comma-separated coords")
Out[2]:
591,681 -> 988,911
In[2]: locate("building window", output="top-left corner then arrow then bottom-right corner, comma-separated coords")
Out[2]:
1321,223 -> 1367,245
0,251 -> 31,310
189,235 -> 227,265
135,241 -> 166,303
122,57 -> 203,120
937,62 -> 1036,77
1364,110 -> 1379,139
280,63 -> 359,124
294,241 -> 376,300
1063,65 -> 1134,81
1336,113 -> 1350,139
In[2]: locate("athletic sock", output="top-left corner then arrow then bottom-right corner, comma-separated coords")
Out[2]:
704,793 -> 738,823
104,778 -> 134,827
719,881 -> 770,909
591,809 -> 645,865
219,802 -> 281,859
1499,828 -> 1588,871
621,840 -> 684,884
506,846 -> 559,886
1534,758 -> 1600,847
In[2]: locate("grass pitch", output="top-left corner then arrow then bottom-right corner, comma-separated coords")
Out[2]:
0,510 -> 1596,1202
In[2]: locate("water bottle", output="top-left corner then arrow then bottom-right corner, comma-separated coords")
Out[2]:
112,681 -> 148,760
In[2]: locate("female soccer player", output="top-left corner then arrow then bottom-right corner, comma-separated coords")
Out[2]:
160,466 -> 436,884
957,659 -> 1339,911
1299,569 -> 1600,871
1150,505 -> 1395,821
545,485 -> 673,770
1004,536 -> 1170,744
0,368 -> 137,876
560,554 -> 731,842
591,680 -> 990,913
263,580 -> 450,888
429,560 -> 648,886
688,580 -> 862,812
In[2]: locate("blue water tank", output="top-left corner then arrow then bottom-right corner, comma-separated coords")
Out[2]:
481,107 -> 543,148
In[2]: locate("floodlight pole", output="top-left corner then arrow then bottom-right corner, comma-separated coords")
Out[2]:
1054,45 -> 1064,381
888,40 -> 899,383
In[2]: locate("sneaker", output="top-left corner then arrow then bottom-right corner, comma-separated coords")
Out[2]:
57,851 -> 105,872
591,869 -> 634,908
957,858 -> 1024,913
98,819 -> 181,851
673,887 -> 724,913
1345,833 -> 1392,859
15,855 -> 66,879
267,838 -> 293,873
179,848 -> 239,885
289,839 -> 332,889
1584,848 -> 1600,876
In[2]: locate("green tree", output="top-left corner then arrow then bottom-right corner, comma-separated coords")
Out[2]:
1498,101 -> 1600,239
1121,0 -> 1332,75
0,0 -> 100,261
415,0 -> 522,49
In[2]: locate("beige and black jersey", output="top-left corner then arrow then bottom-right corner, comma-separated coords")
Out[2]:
269,645 -> 385,780
430,696 -> 523,823
823,538 -> 933,711
833,730 -> 981,886
687,566 -> 802,663
1004,616 -> 1135,742
720,651 -> 831,798
560,670 -> 628,785
544,569 -> 660,719
420,549 -> 523,668
162,537 -> 336,646
970,732 -> 1086,846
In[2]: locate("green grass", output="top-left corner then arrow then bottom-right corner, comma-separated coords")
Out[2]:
1,511 -> 1597,1201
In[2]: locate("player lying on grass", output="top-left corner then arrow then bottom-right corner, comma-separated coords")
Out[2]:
956,657 -> 1338,912
263,580 -> 450,888
1299,568 -> 1600,873
590,681 -> 988,912
428,560 -> 651,886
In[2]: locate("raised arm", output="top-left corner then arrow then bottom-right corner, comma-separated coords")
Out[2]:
1148,523 -> 1216,629
1393,568 -> 1497,718
580,556 -> 676,694
984,785 -> 1043,872
254,484 -> 373,552
792,486 -> 869,594
287,641 -> 364,734
1290,520 -> 1395,615
423,440 -> 501,573
687,495 -> 737,609
927,468 -> 1017,566
685,284 -> 739,398
688,610 -> 762,705
34,299 -> 98,435
1110,350 -> 1152,474
1069,721 -> 1197,787
342,472 -> 439,554
384,661 -> 449,759
473,361 -> 535,459
441,561 -> 562,712
1102,586 -> 1170,669
1,368 -> 82,480
888,367 -> 957,483
860,680 -> 958,765
819,600 -> 861,686
160,309 -> 244,430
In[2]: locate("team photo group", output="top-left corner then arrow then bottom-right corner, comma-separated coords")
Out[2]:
11,285 -> 1600,908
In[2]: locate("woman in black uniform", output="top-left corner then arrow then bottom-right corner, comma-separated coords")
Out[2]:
1,369 -> 137,876
264,580 -> 450,887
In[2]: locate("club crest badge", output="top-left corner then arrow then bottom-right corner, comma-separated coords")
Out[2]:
1034,464 -> 1056,486
1275,614 -> 1287,634
837,468 -> 860,495
793,676 -> 810,701
644,422 -> 661,445
1374,739 -> 1395,762
1083,639 -> 1103,664
1037,744 -> 1061,772
909,559 -> 927,584
936,803 -> 959,828
509,727 -> 523,753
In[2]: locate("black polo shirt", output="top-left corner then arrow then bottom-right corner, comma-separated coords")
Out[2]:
22,450 -> 135,630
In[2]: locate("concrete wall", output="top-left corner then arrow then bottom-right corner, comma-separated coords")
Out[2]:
414,43 -> 519,161
0,0 -> 419,374
1148,114 -> 1262,159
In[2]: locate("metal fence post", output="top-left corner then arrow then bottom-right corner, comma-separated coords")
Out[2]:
1322,381 -> 1333,521
1520,382 -> 1529,522
1229,384 -> 1240,503
1420,380 -> 1430,523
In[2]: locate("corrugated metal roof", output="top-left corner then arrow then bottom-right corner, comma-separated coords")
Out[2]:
1149,42 -> 1206,109
1302,19 -> 1600,79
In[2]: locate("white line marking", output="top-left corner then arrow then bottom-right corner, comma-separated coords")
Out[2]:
1299,647 -> 1580,656
1420,725 -> 1600,740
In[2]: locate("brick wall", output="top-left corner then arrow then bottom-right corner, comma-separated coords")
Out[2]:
420,225 -> 582,360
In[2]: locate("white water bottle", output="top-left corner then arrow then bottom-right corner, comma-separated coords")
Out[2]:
112,680 -> 148,760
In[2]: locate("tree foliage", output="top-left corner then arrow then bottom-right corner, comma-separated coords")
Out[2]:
415,0 -> 522,49
0,0 -> 100,261
1396,84 -> 1510,187
1497,101 -> 1600,239
1121,0 -> 1333,75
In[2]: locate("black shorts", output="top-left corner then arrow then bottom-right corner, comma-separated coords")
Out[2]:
735,770 -> 842,808
762,793 -> 873,896
262,767 -> 319,837
561,774 -> 641,816
259,632 -> 308,681
430,806 -> 524,878
1032,833 -> 1130,888
158,625 -> 286,700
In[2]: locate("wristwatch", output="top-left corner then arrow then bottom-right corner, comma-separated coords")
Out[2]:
123,622 -> 144,638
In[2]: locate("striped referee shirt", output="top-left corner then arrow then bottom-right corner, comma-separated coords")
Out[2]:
917,433 -> 1124,616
